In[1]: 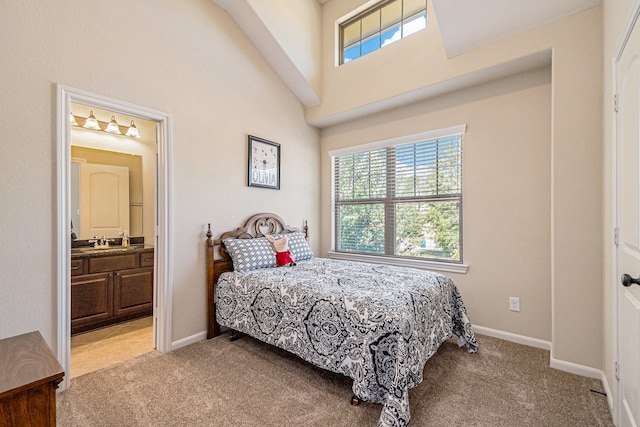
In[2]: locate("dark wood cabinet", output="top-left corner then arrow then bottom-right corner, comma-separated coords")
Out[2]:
114,267 -> 153,317
71,248 -> 153,335
0,331 -> 64,427
70,258 -> 87,276
71,272 -> 113,329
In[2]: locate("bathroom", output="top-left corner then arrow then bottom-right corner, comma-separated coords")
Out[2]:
68,103 -> 157,378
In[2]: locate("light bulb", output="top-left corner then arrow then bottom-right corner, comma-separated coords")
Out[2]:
105,116 -> 121,134
125,120 -> 140,138
83,111 -> 101,130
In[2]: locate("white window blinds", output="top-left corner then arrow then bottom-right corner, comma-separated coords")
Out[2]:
332,126 -> 465,263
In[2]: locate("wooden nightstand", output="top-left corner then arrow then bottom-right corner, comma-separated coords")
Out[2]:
0,331 -> 65,426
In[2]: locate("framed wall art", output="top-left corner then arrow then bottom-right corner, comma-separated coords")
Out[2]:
248,135 -> 280,189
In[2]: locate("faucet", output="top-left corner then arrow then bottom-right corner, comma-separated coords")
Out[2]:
88,235 -> 115,248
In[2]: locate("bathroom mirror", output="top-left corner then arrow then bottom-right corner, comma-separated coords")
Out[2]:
71,147 -> 143,240
70,102 -> 155,244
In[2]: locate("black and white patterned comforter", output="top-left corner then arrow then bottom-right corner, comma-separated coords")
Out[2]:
216,258 -> 478,426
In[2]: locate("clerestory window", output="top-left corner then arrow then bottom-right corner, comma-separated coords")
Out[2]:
339,0 -> 427,65
331,125 -> 465,265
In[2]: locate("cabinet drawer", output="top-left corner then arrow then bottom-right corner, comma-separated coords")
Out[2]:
89,254 -> 137,273
140,251 -> 154,268
70,258 -> 87,276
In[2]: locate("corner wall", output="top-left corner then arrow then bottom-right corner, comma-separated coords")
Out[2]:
317,4 -> 603,369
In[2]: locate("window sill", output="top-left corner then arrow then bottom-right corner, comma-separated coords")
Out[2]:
326,251 -> 469,274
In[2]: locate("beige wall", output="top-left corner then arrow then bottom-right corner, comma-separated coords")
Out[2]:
0,0 -> 319,347
318,4 -> 603,369
321,67 -> 553,341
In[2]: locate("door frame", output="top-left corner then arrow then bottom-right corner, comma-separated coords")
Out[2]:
613,3 -> 640,424
56,85 -> 173,390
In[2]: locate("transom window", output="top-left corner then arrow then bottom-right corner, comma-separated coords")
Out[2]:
331,126 -> 465,264
339,0 -> 427,65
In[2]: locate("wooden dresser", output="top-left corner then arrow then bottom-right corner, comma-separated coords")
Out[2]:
0,331 -> 64,426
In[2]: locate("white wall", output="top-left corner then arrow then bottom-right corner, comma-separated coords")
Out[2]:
0,0 -> 319,348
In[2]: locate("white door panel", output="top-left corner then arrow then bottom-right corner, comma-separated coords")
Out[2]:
619,289 -> 640,427
79,163 -> 129,239
617,11 -> 640,427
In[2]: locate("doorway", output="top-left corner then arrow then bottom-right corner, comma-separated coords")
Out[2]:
56,85 -> 173,390
69,104 -> 156,378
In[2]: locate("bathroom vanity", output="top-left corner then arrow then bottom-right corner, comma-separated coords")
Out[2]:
70,246 -> 154,335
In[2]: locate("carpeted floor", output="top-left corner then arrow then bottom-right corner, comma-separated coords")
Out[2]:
57,333 -> 613,426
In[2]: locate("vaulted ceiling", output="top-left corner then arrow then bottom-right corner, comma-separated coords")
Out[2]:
214,0 -> 601,123
431,0 -> 601,57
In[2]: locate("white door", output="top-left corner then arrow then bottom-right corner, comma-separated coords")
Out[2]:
79,163 -> 130,239
616,12 -> 640,427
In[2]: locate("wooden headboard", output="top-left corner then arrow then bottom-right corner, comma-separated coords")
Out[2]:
205,213 -> 306,339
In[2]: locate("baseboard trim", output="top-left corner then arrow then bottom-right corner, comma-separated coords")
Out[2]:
548,356 -> 602,379
473,325 -> 551,350
600,371 -> 614,411
171,331 -> 207,351
474,326 -> 608,381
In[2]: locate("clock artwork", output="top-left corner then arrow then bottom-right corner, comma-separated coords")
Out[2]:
248,135 -> 280,190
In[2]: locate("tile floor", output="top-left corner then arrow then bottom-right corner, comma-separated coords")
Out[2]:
70,316 -> 154,379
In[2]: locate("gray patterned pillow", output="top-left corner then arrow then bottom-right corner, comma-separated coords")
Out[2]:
271,231 -> 314,261
223,237 -> 276,272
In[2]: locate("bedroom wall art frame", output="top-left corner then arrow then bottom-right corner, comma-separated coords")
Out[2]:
248,135 -> 280,190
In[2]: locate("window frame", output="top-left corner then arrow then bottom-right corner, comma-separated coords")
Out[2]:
338,0 -> 427,65
329,125 -> 468,274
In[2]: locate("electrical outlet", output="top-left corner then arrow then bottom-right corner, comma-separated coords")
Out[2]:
509,297 -> 520,312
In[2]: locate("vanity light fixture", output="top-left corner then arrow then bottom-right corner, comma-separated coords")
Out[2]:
70,111 -> 141,139
105,116 -> 122,134
125,120 -> 140,138
83,111 -> 101,130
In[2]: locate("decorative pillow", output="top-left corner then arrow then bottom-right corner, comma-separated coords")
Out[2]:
271,231 -> 314,261
223,237 -> 276,272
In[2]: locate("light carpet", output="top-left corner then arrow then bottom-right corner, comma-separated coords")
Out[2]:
57,333 -> 613,426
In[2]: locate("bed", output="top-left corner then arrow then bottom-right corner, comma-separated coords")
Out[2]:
206,213 -> 478,427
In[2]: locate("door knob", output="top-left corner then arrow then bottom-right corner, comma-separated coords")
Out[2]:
621,273 -> 640,287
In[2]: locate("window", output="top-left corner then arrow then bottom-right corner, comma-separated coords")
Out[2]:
332,126 -> 465,264
340,0 -> 427,65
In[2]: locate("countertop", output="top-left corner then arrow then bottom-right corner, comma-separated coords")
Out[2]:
71,245 -> 154,259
